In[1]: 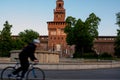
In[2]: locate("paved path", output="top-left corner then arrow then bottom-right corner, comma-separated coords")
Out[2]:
0,58 -> 120,80
0,68 -> 120,80
44,68 -> 120,80
48,79 -> 120,80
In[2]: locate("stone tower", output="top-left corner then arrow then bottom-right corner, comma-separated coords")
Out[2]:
47,0 -> 67,55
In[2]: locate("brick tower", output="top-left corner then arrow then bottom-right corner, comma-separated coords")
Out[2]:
47,0 -> 67,55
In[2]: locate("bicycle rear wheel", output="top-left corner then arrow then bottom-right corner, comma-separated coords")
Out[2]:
26,67 -> 45,80
1,67 -> 15,80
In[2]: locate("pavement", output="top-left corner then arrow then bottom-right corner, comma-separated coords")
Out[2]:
0,58 -> 120,80
3,78 -> 118,80
0,58 -> 120,70
46,79 -> 120,80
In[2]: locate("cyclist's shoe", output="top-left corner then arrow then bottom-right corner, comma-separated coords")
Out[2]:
21,78 -> 25,80
16,77 -> 25,80
8,73 -> 17,78
16,76 -> 21,79
16,75 -> 25,80
16,77 -> 22,80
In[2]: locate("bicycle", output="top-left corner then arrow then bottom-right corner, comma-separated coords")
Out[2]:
1,58 -> 45,80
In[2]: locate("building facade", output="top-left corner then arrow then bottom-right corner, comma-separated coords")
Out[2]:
94,36 -> 115,56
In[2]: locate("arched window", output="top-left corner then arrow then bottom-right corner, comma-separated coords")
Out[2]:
59,4 -> 62,8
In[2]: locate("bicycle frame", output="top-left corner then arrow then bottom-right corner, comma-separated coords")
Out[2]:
13,58 -> 20,69
29,63 -> 38,77
1,59 -> 45,80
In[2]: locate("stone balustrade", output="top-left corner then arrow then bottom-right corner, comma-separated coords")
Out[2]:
10,50 -> 59,64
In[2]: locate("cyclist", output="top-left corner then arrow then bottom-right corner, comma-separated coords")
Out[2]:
10,39 -> 40,79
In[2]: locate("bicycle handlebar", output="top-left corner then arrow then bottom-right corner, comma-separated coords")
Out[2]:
14,58 -> 39,65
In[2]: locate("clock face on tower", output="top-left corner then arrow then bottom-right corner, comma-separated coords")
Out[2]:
53,0 -> 65,21
57,14 -> 62,20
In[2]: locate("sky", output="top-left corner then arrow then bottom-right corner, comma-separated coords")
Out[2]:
0,0 -> 120,36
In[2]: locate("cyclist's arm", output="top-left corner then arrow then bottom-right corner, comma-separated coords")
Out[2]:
27,45 -> 37,61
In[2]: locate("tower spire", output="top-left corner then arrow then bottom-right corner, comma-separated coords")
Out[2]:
54,0 -> 65,21
57,0 -> 63,1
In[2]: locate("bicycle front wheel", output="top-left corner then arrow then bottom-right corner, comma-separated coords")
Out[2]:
1,67 -> 15,80
26,67 -> 45,80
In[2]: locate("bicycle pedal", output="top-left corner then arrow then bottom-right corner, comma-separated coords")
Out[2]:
16,78 -> 25,80
16,79 -> 22,80
8,77 -> 16,79
8,74 -> 17,78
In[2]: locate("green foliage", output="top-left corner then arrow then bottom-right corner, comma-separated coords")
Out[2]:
0,21 -> 12,57
114,12 -> 120,57
0,21 -> 40,57
116,12 -> 120,27
18,29 -> 40,46
85,13 -> 101,37
73,52 -> 81,58
12,39 -> 24,50
73,52 -> 98,59
12,29 -> 40,50
64,13 -> 101,58
82,53 -> 98,59
99,52 -> 113,60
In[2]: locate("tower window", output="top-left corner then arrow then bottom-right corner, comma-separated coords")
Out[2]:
61,37 -> 63,40
59,4 -> 62,8
50,37 -> 52,40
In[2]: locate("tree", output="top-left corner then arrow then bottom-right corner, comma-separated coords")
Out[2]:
64,13 -> 101,58
0,21 -> 12,57
0,21 -> 40,56
114,12 -> 120,57
18,29 -> 40,46
12,29 -> 40,50
116,12 -> 120,27
12,38 -> 25,50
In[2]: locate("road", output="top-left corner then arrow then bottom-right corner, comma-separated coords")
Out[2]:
0,68 -> 120,80
44,68 -> 120,80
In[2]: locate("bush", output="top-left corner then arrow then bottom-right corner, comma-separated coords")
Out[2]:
73,52 -> 81,58
73,52 -> 98,59
82,53 -> 98,59
99,52 -> 113,60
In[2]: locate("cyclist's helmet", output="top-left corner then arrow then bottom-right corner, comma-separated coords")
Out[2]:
33,39 -> 40,43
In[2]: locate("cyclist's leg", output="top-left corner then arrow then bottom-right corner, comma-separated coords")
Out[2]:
21,62 -> 29,78
12,58 -> 23,75
12,67 -> 22,75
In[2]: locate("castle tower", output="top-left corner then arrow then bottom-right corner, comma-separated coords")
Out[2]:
47,0 -> 67,55
54,0 -> 65,21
